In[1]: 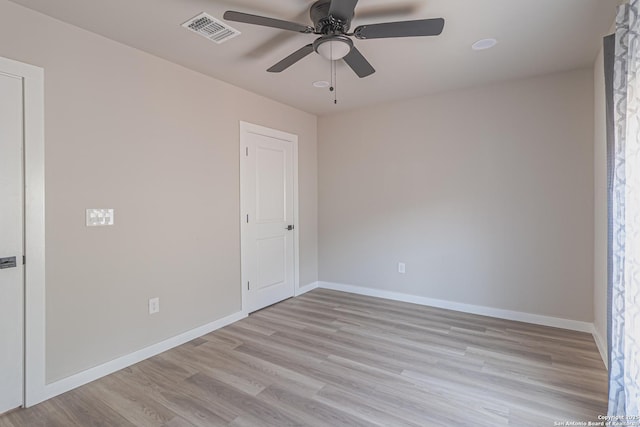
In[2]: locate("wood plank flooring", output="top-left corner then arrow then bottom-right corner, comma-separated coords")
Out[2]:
0,289 -> 608,426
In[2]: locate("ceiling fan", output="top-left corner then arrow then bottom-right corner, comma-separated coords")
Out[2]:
223,0 -> 445,78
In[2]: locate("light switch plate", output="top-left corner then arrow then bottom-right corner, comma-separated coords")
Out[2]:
86,209 -> 114,226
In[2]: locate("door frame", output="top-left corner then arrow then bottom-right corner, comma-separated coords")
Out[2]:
239,121 -> 299,315
0,56 -> 45,408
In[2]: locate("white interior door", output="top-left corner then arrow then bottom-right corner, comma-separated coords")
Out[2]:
241,122 -> 297,313
0,71 -> 25,414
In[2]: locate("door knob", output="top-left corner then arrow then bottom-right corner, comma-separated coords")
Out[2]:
286,225 -> 295,231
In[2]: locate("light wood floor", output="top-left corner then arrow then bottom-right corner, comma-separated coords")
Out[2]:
0,289 -> 607,426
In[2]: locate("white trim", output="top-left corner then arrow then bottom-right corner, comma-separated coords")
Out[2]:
317,281 -> 594,333
40,311 -> 246,403
295,281 -> 319,297
292,138 -> 300,305
592,325 -> 608,369
239,121 -> 299,315
0,56 -> 46,408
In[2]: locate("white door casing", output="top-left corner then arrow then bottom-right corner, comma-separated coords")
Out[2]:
240,122 -> 298,313
0,71 -> 25,414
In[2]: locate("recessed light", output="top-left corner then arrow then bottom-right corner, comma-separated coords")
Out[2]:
472,38 -> 498,51
313,80 -> 330,88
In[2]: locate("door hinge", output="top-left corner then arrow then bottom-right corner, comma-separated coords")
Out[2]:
23,255 -> 26,265
247,281 -> 250,290
246,214 -> 249,223
245,147 -> 248,157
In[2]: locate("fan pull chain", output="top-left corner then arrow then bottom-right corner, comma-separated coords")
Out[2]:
327,42 -> 337,104
329,45 -> 334,93
333,60 -> 338,104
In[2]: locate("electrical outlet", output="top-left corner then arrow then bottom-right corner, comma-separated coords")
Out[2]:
398,262 -> 406,274
148,297 -> 160,314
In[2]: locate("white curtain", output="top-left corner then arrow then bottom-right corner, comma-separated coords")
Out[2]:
608,0 -> 640,416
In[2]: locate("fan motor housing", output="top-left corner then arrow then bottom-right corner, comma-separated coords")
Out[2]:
310,0 -> 351,33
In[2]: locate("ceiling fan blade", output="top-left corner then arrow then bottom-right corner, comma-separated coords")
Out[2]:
267,44 -> 315,72
354,18 -> 445,39
224,11 -> 313,33
328,0 -> 359,22
343,47 -> 375,78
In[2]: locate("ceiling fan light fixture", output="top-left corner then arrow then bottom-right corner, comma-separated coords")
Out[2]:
314,35 -> 353,60
225,3 -> 445,78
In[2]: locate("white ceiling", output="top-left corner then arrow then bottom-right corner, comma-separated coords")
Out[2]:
10,0 -> 620,115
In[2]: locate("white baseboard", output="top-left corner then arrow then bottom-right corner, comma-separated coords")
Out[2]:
591,326 -> 608,369
295,281 -> 319,296
33,282 -> 318,406
37,310 -> 246,405
317,281 -> 594,333
33,281 -> 608,406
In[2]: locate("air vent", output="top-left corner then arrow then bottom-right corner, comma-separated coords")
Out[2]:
182,12 -> 240,44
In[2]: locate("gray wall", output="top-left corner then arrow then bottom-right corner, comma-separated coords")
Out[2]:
0,0 -> 317,383
318,69 -> 595,322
